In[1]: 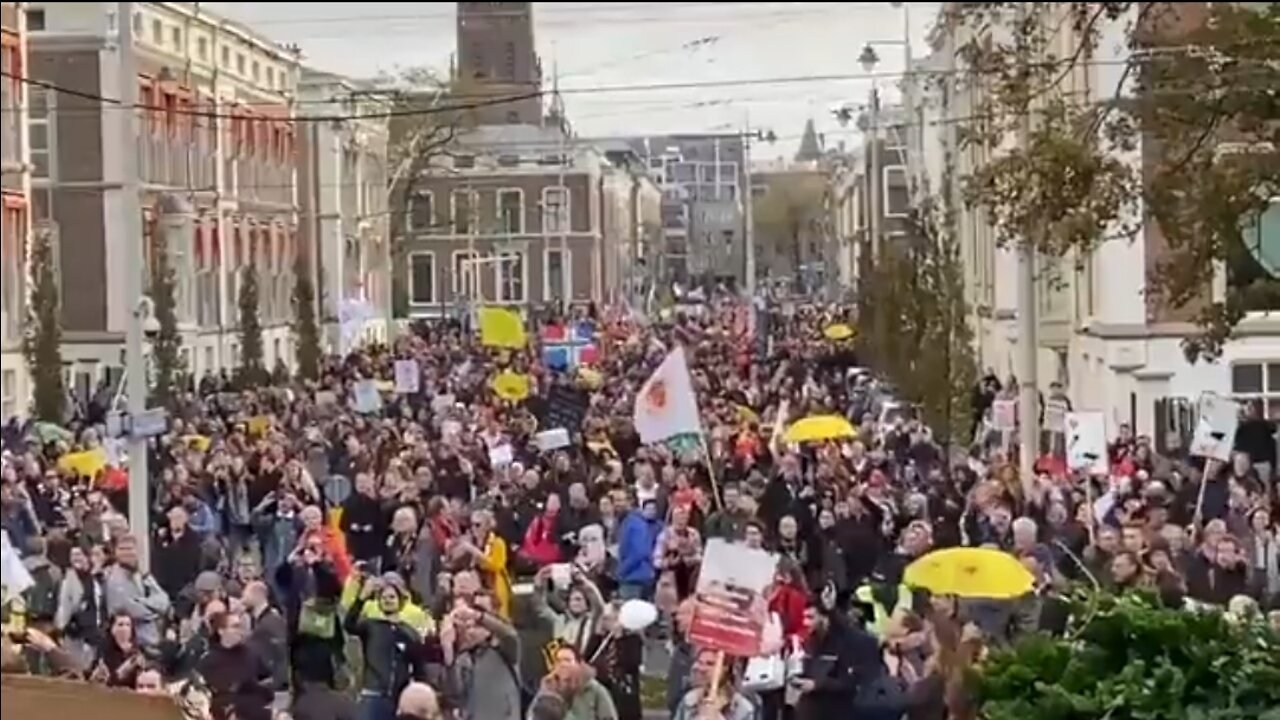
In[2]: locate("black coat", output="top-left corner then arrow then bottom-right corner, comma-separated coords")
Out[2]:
798,618 -> 882,720
153,527 -> 203,599
196,643 -> 276,720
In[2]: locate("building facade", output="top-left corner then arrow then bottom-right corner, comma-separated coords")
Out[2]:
27,1 -> 300,396
1,1 -> 30,418
393,125 -> 659,318
624,134 -> 748,289
297,69 -> 391,350
926,2 -> 1280,436
827,102 -> 915,298
453,1 -> 542,126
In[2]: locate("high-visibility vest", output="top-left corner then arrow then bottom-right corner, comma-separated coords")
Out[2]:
854,583 -> 912,638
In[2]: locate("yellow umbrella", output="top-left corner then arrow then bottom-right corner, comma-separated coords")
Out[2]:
491,370 -> 531,402
783,414 -> 857,444
903,547 -> 1034,599
823,323 -> 856,341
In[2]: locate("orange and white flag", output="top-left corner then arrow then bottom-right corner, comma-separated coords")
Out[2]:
633,346 -> 703,444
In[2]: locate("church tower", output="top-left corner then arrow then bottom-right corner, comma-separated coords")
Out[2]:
455,2 -> 544,125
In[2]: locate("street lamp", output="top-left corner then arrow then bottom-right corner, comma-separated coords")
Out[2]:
858,44 -> 881,74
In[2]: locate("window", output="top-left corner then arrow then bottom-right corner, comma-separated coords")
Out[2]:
408,190 -> 434,232
132,12 -> 142,34
171,26 -> 182,49
28,9 -> 46,30
504,41 -> 517,80
545,247 -> 570,301
221,45 -> 230,66
197,36 -> 208,59
452,251 -> 478,298
1,45 -> 21,170
2,207 -> 25,344
27,87 -> 53,179
497,189 -> 523,234
451,189 -> 477,234
236,53 -> 246,75
1,369 -> 14,421
252,60 -> 260,82
1231,361 -> 1280,419
265,67 -> 274,88
454,154 -> 476,169
408,252 -> 436,305
497,154 -> 519,168
542,187 -> 570,234
151,19 -> 162,43
883,165 -> 908,217
496,251 -> 525,302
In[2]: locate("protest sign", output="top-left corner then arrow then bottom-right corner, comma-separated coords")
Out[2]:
538,385 -> 590,432
1065,411 -> 1108,475
992,399 -> 1017,432
353,379 -> 382,414
688,538 -> 777,657
394,359 -> 421,394
1189,393 -> 1239,462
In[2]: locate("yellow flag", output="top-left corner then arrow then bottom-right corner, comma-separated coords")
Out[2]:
57,448 -> 107,480
478,307 -> 527,349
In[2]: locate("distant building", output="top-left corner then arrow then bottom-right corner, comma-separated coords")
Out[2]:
621,134 -> 748,289
27,1 -> 301,398
452,1 -> 543,126
391,125 -> 660,318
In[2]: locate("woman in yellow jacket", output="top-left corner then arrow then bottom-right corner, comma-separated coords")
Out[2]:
453,509 -> 513,619
340,571 -> 436,637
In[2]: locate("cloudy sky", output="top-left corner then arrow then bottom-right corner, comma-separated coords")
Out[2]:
205,2 -> 939,159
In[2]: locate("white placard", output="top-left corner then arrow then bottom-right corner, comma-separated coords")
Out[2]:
535,428 -> 571,451
1045,398 -> 1069,434
1065,411 -> 1108,475
394,359 -> 421,394
353,379 -> 382,414
992,399 -> 1017,432
488,443 -> 515,468
1189,393 -> 1239,462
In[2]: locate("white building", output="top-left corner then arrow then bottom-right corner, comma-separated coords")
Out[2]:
28,1 -> 301,398
296,69 -> 391,351
1,1 -> 31,419
925,2 -> 1280,440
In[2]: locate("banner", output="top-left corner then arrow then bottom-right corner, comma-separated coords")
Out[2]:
394,359 -> 421,394
688,538 -> 777,657
992,399 -> 1017,433
538,385 -> 590,433
352,379 -> 382,415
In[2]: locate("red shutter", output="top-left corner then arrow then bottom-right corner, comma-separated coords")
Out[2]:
194,222 -> 205,269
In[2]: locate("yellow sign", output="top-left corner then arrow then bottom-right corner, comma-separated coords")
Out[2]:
490,371 -> 531,402
56,448 -> 107,481
248,415 -> 271,436
183,435 -> 212,452
823,323 -> 856,341
478,307 -> 528,349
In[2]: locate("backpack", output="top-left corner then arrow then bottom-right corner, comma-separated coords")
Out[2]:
25,564 -> 60,621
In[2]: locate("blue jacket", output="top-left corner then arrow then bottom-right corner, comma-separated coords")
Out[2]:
617,511 -> 663,585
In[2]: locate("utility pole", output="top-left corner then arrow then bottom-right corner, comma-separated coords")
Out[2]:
742,117 -> 757,329
867,82 -> 881,266
118,0 -> 150,570
1015,5 -> 1040,494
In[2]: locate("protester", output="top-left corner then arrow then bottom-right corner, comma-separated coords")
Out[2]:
0,298 -> 1274,720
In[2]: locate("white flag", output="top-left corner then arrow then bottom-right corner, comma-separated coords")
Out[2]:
633,346 -> 703,444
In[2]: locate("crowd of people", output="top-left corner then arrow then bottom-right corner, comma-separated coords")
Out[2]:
1,298 -> 1277,720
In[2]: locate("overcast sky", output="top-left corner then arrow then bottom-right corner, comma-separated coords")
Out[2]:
205,2 -> 940,159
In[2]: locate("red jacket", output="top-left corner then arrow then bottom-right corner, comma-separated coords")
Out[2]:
768,582 -> 809,646
520,513 -> 562,567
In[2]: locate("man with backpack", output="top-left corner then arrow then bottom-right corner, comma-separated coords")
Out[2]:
22,536 -> 61,628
